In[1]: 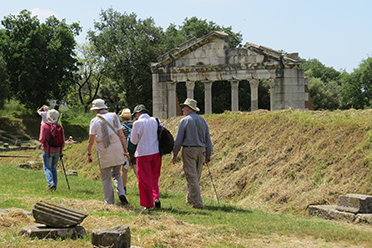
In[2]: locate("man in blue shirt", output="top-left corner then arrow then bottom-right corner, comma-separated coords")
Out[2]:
172,98 -> 213,209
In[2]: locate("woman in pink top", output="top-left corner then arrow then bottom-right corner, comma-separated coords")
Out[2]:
39,109 -> 65,191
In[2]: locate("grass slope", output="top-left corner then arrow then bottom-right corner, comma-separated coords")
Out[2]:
1,162 -> 372,247
1,108 -> 372,247
160,109 -> 372,214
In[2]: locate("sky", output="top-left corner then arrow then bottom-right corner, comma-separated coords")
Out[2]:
1,0 -> 371,73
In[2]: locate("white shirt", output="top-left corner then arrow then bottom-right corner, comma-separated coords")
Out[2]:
38,110 -> 48,124
131,113 -> 159,157
89,112 -> 122,140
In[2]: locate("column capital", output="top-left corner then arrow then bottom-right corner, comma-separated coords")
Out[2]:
249,79 -> 259,88
186,80 -> 195,89
167,81 -> 176,91
230,80 -> 240,90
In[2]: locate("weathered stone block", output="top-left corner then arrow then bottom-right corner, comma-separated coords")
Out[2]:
32,201 -> 88,227
92,225 -> 131,248
308,205 -> 356,222
19,224 -> 87,240
355,214 -> 372,224
337,194 -> 372,214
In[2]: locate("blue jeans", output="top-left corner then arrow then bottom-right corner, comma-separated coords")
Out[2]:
42,151 -> 60,189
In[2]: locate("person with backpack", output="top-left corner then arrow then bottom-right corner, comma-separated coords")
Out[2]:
39,109 -> 65,191
119,108 -> 138,193
130,104 -> 162,210
87,99 -> 130,205
172,98 -> 213,209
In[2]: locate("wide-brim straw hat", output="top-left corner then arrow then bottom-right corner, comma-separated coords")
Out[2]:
120,108 -> 132,118
47,109 -> 59,124
90,99 -> 107,111
180,98 -> 200,112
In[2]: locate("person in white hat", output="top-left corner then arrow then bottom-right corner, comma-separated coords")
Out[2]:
87,99 -> 130,205
119,108 -> 138,193
172,98 -> 213,209
39,109 -> 65,191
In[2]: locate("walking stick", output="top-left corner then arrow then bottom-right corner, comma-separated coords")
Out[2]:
59,156 -> 71,191
205,162 -> 219,204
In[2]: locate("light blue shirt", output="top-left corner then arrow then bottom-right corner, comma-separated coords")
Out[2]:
173,112 -> 213,159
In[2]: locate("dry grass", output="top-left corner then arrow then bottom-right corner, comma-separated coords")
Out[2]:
161,109 -> 372,215
1,197 -> 369,248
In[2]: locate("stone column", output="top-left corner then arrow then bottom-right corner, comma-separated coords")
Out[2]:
204,81 -> 212,114
269,78 -> 276,111
230,80 -> 239,111
249,79 -> 259,111
167,82 -> 177,118
186,81 -> 195,99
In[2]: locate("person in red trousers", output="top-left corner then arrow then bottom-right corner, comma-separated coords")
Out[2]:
130,104 -> 162,210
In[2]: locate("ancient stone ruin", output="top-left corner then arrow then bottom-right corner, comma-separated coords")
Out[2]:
308,194 -> 372,224
152,31 -> 310,118
19,201 -> 88,240
92,225 -> 131,248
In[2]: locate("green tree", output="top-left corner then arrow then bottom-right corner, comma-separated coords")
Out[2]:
179,17 -> 242,48
0,52 -> 9,108
339,57 -> 372,109
88,9 -> 164,111
68,43 -> 104,112
301,58 -> 342,110
301,58 -> 340,83
0,10 -> 81,109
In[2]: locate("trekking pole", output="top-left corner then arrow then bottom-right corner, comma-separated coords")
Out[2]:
205,162 -> 219,204
59,156 -> 71,191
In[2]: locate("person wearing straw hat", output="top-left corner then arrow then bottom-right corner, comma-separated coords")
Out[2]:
130,104 -> 162,210
87,99 -> 130,205
39,109 -> 65,191
172,98 -> 213,209
119,108 -> 138,193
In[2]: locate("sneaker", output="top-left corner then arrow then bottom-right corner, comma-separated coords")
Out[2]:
154,199 -> 161,209
119,195 -> 129,205
48,184 -> 56,191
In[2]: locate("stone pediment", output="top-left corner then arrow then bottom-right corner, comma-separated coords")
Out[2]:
152,31 -> 301,74
153,31 -> 230,69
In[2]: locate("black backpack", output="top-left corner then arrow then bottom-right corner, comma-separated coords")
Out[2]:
155,118 -> 174,156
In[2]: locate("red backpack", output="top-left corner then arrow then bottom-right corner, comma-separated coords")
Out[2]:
46,122 -> 64,150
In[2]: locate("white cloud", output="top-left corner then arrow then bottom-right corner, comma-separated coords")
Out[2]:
31,8 -> 58,22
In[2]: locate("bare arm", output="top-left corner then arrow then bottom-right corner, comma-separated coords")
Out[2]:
118,129 -> 130,160
87,134 -> 95,163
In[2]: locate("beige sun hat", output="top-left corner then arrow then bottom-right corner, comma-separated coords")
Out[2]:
47,109 -> 59,124
180,98 -> 200,112
90,99 -> 107,111
120,108 -> 132,118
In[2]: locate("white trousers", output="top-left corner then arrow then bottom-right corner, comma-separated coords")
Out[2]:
100,165 -> 125,204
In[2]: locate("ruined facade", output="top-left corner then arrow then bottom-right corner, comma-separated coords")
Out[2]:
151,31 -> 309,118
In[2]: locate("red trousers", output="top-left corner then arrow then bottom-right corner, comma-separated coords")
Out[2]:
136,153 -> 162,208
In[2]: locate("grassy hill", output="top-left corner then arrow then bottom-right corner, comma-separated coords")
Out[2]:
1,109 -> 371,214
1,108 -> 372,247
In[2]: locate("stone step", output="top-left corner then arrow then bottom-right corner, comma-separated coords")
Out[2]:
336,194 -> 372,214
308,205 -> 372,224
32,201 -> 88,228
19,224 -> 87,240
